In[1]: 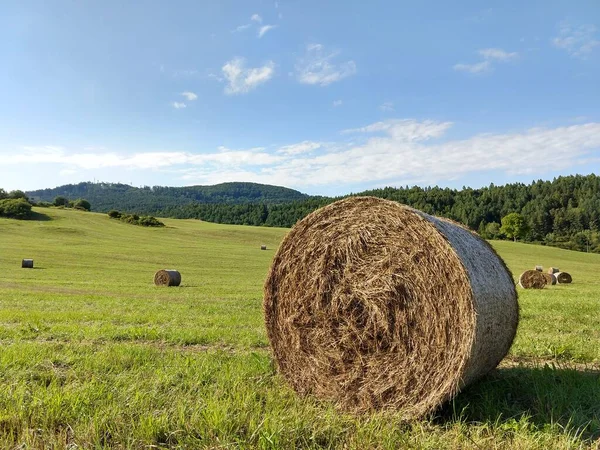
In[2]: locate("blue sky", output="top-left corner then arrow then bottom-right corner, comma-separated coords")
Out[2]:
1,0 -> 599,195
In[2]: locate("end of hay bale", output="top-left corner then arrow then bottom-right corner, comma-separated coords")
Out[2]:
519,270 -> 547,289
264,196 -> 518,417
260,245 -> 267,250
547,267 -> 559,274
21,259 -> 34,269
534,265 -> 543,272
542,272 -> 557,286
555,272 -> 572,284
154,269 -> 181,286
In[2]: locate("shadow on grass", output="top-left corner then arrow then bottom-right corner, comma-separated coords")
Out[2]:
27,211 -> 52,221
437,364 -> 600,441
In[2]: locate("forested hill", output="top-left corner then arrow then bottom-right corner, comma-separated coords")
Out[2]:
158,174 -> 600,253
27,182 -> 309,212
23,174 -> 600,253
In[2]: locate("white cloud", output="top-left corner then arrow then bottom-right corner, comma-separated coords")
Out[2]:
233,23 -> 252,33
277,141 -> 323,155
171,102 -> 187,109
181,91 -> 198,101
454,47 -> 517,74
380,101 -> 395,112
6,121 -> 600,192
553,23 -> 600,58
479,48 -> 518,61
342,119 -> 453,141
453,61 -> 492,74
296,44 -> 357,86
333,100 -> 343,107
258,25 -> 277,38
251,14 -> 262,23
222,58 -> 275,95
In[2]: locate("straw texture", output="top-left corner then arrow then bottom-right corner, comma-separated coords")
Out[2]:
542,272 -> 557,285
519,270 -> 547,289
154,269 -> 181,286
555,272 -> 572,284
264,196 -> 518,417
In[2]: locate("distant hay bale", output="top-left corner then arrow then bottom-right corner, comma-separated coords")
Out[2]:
534,265 -> 543,272
261,245 -> 267,250
153,269 -> 181,287
547,267 -> 560,274
542,272 -> 557,285
519,270 -> 547,289
264,196 -> 518,417
555,272 -> 572,284
21,259 -> 34,269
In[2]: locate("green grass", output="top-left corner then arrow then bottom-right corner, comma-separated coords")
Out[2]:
0,207 -> 599,449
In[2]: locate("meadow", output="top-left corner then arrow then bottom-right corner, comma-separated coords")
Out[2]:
0,207 -> 599,449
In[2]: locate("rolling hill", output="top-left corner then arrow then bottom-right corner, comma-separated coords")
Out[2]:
27,181 -> 309,213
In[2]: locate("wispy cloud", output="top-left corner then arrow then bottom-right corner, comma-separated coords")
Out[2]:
296,44 -> 357,86
454,47 -> 518,74
277,141 -> 323,155
232,23 -> 252,33
221,58 -> 275,95
180,91 -> 198,101
171,102 -> 187,109
8,121 -> 600,192
478,48 -> 518,61
333,100 -> 343,107
380,101 -> 395,112
453,61 -> 492,74
553,22 -> 600,58
258,25 -> 277,38
251,14 -> 262,23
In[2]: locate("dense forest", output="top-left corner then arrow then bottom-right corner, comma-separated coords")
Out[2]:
23,174 -> 600,253
27,181 -> 308,212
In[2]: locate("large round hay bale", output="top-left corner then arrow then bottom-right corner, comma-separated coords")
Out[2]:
264,196 -> 518,417
519,270 -> 547,289
261,245 -> 267,250
555,272 -> 572,284
21,259 -> 34,269
534,265 -> 543,272
547,267 -> 559,274
542,272 -> 557,285
154,269 -> 181,286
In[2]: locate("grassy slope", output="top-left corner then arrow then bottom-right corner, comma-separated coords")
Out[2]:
0,208 -> 598,449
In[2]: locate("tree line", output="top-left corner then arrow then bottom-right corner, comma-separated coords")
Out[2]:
159,174 -> 600,253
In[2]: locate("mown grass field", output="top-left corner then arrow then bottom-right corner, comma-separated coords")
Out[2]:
0,207 -> 599,449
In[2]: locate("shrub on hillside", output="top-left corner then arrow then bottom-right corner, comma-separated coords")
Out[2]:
108,209 -> 164,227
53,196 -> 68,207
73,199 -> 91,211
0,198 -> 33,219
138,216 -> 164,227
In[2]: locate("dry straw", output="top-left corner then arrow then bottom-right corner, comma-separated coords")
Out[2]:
154,269 -> 181,286
542,272 -> 557,286
555,272 -> 572,284
264,196 -> 519,418
519,270 -> 547,289
21,259 -> 34,269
